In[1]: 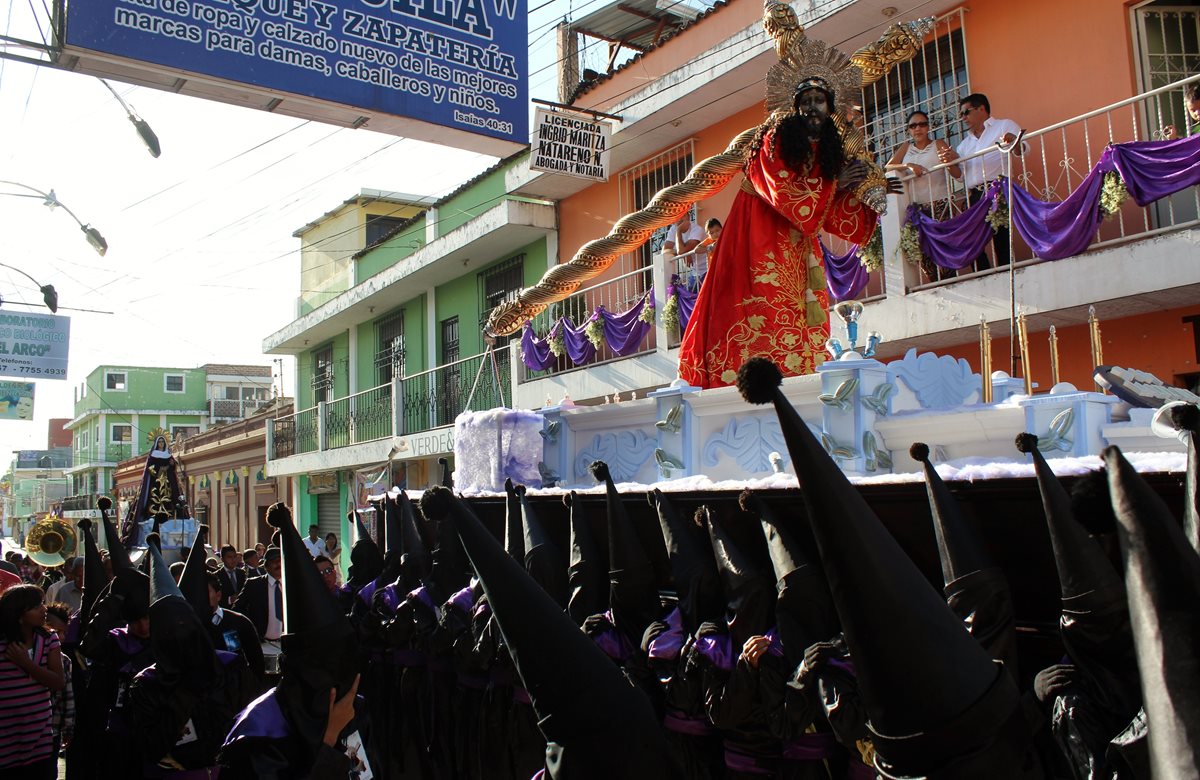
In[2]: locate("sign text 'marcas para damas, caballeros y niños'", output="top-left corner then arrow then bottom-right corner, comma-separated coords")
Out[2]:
63,0 -> 527,146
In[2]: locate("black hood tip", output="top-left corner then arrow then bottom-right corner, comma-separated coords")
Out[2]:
589,460 -> 611,483
910,442 -> 932,462
420,485 -> 454,522
736,356 -> 784,405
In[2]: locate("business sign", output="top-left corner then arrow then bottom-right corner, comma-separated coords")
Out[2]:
63,0 -> 528,150
529,107 -> 612,181
0,313 -> 69,381
0,381 -> 35,421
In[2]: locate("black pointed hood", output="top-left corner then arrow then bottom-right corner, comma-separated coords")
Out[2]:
699,505 -> 773,651
421,486 -> 682,780
1016,434 -> 1126,610
591,461 -> 661,644
397,490 -> 431,585
520,488 -> 568,608
737,358 -> 1030,778
77,517 -> 109,626
351,509 -> 371,546
504,479 -> 526,561
420,494 -> 469,602
1103,445 -> 1200,778
651,489 -> 722,634
98,496 -> 133,574
741,490 -> 838,666
372,498 -> 387,553
147,535 -> 217,689
178,524 -> 212,620
1167,403 -> 1200,554
911,443 -> 993,586
346,502 -> 384,592
565,492 -> 606,626
439,457 -> 453,488
268,502 -> 360,753
912,442 -> 1018,676
1016,434 -> 1141,722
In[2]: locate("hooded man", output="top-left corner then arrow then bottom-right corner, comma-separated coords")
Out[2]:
737,357 -> 1042,779
220,503 -> 374,779
1015,434 -> 1144,780
420,485 -> 684,779
129,534 -> 254,775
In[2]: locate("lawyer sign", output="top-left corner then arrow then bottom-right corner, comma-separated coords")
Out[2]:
63,0 -> 528,150
529,108 -> 612,181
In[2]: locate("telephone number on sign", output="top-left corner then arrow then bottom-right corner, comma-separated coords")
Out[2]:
3,366 -> 65,375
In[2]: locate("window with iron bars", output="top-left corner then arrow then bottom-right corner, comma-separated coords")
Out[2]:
311,345 -> 334,403
618,140 -> 695,275
375,310 -> 406,386
478,255 -> 524,352
860,10 -> 971,167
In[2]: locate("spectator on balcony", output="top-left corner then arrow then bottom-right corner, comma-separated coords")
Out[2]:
663,211 -> 708,287
323,533 -> 341,568
939,93 -> 1026,271
216,545 -> 247,609
302,525 -> 326,558
1162,80 -> 1200,139
887,110 -> 960,281
44,558 -> 84,615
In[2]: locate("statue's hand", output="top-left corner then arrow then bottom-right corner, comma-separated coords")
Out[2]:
837,160 -> 870,192
886,177 -> 904,195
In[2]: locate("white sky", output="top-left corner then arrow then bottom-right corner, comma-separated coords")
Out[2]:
0,0 -> 693,456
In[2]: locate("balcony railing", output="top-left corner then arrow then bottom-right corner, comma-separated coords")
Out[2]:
209,398 -> 270,419
898,73 -> 1200,290
267,350 -> 512,460
519,265 -> 656,381
73,443 -> 133,465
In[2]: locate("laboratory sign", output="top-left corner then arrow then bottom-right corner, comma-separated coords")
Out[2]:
0,313 -> 69,381
63,0 -> 528,150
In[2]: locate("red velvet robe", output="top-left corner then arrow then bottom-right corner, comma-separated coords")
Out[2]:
678,131 -> 878,389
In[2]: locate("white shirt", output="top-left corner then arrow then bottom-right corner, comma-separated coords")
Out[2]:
955,116 -> 1025,188
902,142 -> 951,205
665,221 -> 708,275
45,580 -> 82,614
266,573 -> 284,641
302,536 -> 326,558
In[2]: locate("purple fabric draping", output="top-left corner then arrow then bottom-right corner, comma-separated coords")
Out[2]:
669,277 -> 698,334
910,179 -> 1002,270
598,291 -> 653,356
1103,133 -> 1200,206
521,323 -> 556,372
1009,165 -> 1108,260
819,240 -> 871,301
520,293 -> 654,372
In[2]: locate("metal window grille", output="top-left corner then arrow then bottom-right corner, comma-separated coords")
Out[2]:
860,9 -> 970,166
366,216 -> 408,247
618,140 -> 695,274
375,311 -> 406,385
311,346 -> 334,403
478,256 -> 525,349
440,317 -> 461,424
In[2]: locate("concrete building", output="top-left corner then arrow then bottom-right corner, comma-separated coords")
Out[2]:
64,363 -> 274,505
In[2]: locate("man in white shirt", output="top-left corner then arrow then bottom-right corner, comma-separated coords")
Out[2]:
663,212 -> 708,290
940,93 -> 1025,271
302,524 -> 326,558
45,557 -> 84,614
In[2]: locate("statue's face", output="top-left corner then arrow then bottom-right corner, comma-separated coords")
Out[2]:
796,88 -> 831,137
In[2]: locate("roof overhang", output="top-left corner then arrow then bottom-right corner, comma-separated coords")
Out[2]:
264,198 -> 556,354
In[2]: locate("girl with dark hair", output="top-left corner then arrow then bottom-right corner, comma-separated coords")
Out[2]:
0,584 -> 65,779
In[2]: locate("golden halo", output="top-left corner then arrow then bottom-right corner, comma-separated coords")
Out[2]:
766,36 -> 863,115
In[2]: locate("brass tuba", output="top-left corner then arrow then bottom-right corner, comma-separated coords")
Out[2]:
25,516 -> 79,568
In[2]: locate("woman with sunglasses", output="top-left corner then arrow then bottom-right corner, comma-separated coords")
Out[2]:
887,110 -> 960,280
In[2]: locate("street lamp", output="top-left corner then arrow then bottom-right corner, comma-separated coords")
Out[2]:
0,263 -> 57,313
0,181 -> 108,256
99,79 -> 162,158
